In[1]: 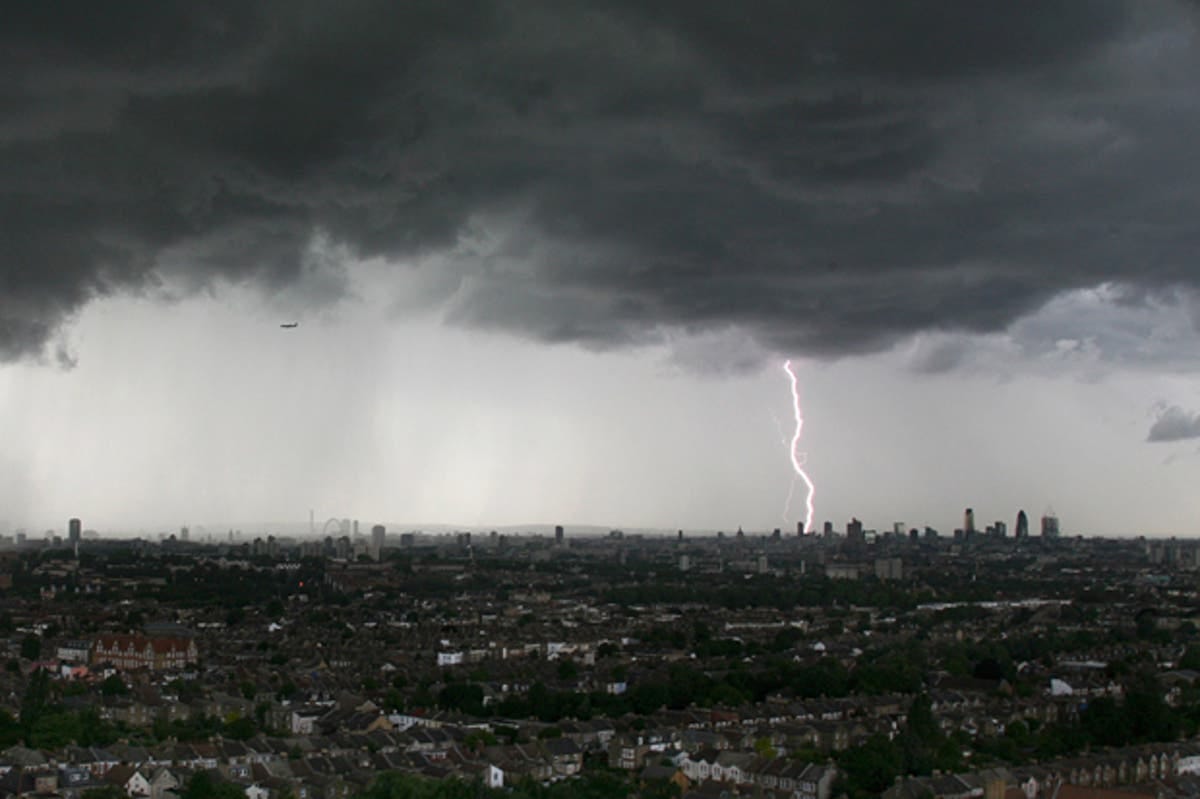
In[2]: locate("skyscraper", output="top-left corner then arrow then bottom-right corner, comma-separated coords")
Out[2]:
1041,514 -> 1060,538
554,525 -> 564,546
370,525 -> 386,561
963,508 -> 976,535
1015,510 -> 1029,539
68,518 -> 81,544
847,518 -> 864,544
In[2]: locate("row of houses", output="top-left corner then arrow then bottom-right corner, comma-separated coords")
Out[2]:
883,743 -> 1200,799
679,751 -> 838,799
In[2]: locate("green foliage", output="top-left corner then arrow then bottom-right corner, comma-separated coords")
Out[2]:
839,734 -> 905,797
20,635 -> 41,661
436,682 -> 485,716
0,710 -> 22,747
83,787 -> 128,799
225,715 -> 258,740
907,695 -> 939,743
463,729 -> 498,750
101,675 -> 129,696
20,668 -> 50,742
169,679 -> 204,702
183,772 -> 247,799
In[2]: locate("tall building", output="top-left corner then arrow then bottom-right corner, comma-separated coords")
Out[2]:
370,525 -> 386,561
554,525 -> 565,546
963,508 -> 976,535
1015,510 -> 1029,539
847,518 -> 864,544
68,518 -> 82,544
1041,514 -> 1060,538
796,521 -> 805,536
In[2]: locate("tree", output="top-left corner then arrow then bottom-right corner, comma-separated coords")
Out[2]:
19,668 -> 50,742
0,710 -> 22,747
225,715 -> 257,740
101,675 -> 128,697
839,734 -> 904,797
83,787 -> 128,799
30,711 -> 82,749
907,694 -> 939,743
753,736 -> 776,758
182,772 -> 246,799
20,635 -> 40,661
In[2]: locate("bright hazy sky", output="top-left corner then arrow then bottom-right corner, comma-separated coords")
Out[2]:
3,1 -> 1200,536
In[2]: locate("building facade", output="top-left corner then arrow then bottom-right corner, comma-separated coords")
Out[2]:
91,635 -> 198,671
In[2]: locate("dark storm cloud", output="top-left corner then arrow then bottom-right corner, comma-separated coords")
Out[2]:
1148,406 -> 1200,442
2,0 -> 1198,363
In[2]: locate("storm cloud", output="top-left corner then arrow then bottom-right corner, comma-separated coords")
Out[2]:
1148,405 -> 1200,442
4,0 -> 1200,363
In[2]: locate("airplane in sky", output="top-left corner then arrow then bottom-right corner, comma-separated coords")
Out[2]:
280,322 -> 299,329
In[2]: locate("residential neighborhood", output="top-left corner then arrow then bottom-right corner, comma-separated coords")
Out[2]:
0,527 -> 1199,798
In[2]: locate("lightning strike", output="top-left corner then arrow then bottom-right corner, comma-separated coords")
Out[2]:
782,359 -> 816,533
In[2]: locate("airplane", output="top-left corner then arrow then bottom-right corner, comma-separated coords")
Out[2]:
280,322 -> 299,329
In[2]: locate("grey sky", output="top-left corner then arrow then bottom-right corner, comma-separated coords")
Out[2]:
3,1 -> 1200,535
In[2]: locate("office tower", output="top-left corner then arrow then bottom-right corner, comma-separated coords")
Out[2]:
1015,510 -> 1029,539
554,525 -> 564,546
823,521 -> 834,537
68,518 -> 82,544
180,526 -> 189,542
963,508 -> 975,535
847,518 -> 864,543
797,521 -> 805,536
371,525 -> 386,561
1041,514 -> 1060,538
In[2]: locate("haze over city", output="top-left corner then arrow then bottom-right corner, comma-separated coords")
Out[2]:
4,1 -> 1200,536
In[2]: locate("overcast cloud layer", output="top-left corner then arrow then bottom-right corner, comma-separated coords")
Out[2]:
4,0 -> 1200,366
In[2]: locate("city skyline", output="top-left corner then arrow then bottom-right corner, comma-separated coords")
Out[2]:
4,2 -> 1200,534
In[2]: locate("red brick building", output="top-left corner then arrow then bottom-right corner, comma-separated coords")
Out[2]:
91,634 -> 198,671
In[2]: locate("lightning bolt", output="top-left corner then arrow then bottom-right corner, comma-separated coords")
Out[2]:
783,359 -> 816,533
